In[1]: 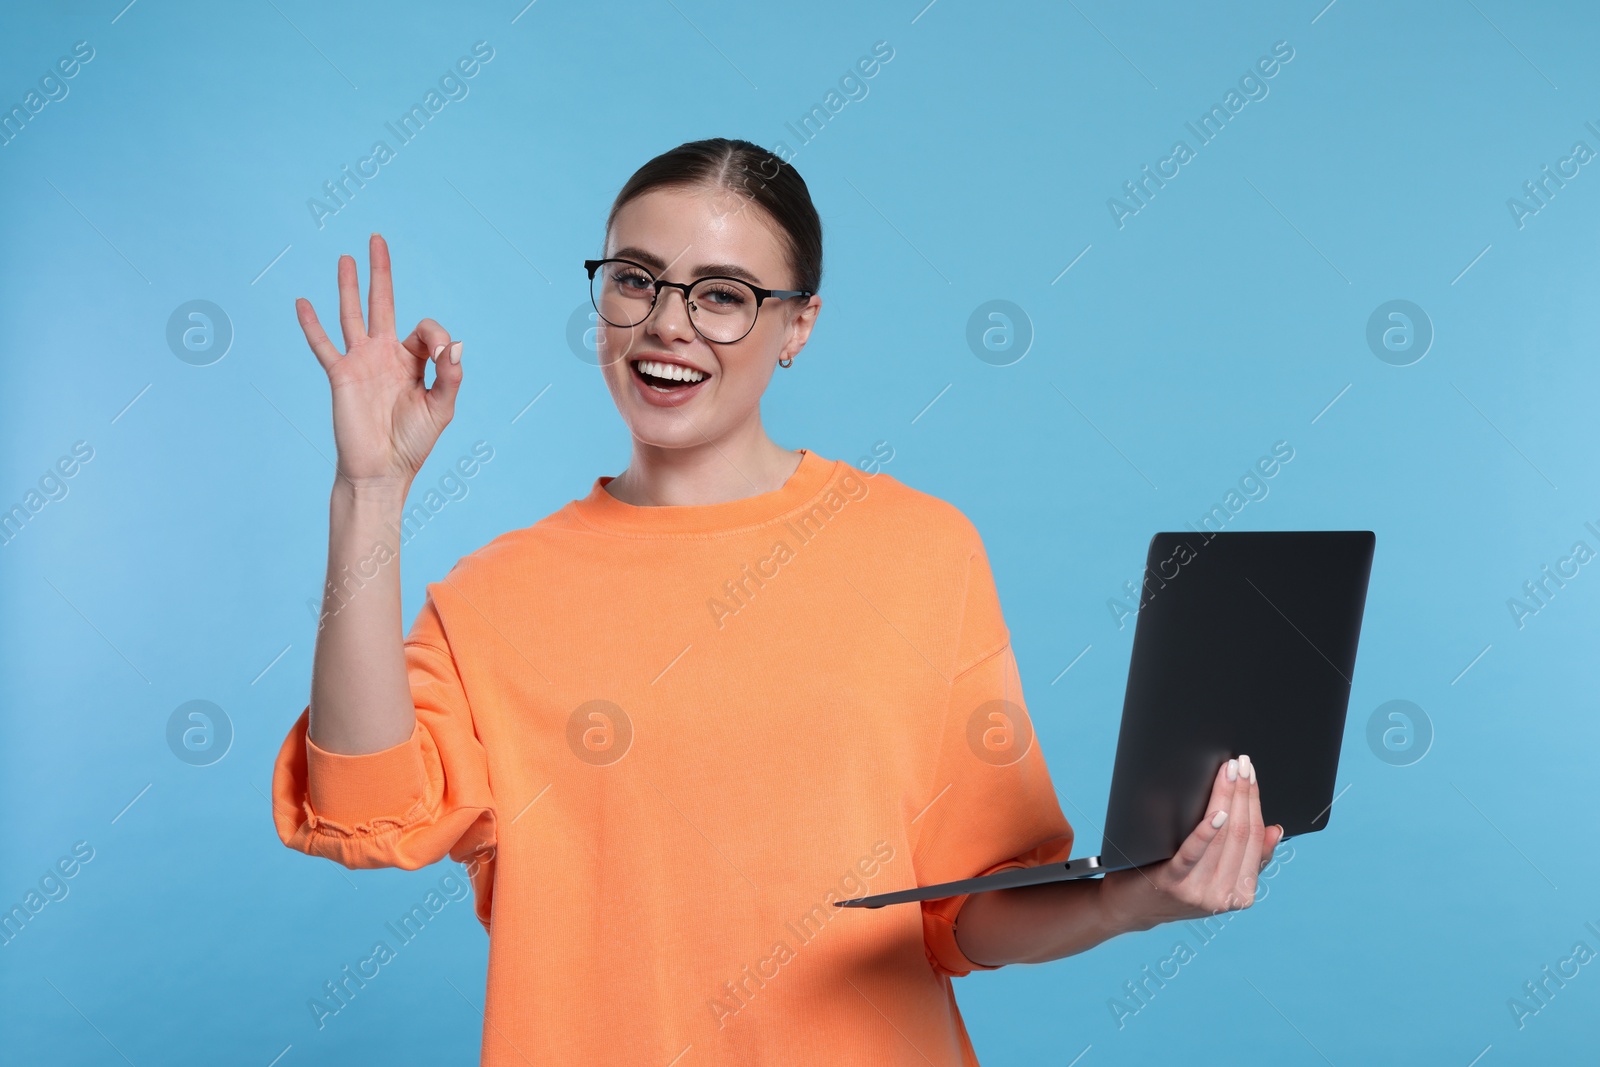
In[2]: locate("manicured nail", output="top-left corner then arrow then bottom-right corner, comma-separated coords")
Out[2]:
1239,753 -> 1252,781
1211,810 -> 1229,828
1227,759 -> 1238,781
1249,762 -> 1257,785
433,344 -> 445,359
450,341 -> 462,364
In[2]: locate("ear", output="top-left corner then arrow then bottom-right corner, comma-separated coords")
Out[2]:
777,294 -> 822,365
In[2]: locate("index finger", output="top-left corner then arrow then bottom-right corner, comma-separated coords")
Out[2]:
1233,757 -> 1268,892
1208,753 -> 1259,906
368,232 -> 396,339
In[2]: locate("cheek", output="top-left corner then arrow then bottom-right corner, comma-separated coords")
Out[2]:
597,323 -> 634,368
596,351 -> 634,408
716,355 -> 776,401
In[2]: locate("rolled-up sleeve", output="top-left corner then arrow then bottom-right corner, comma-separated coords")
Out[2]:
271,591 -> 497,872
916,534 -> 1074,978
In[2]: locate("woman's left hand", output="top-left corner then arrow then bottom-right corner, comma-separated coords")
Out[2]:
1099,753 -> 1285,933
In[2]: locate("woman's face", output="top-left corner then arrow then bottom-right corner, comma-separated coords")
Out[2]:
596,184 -> 820,450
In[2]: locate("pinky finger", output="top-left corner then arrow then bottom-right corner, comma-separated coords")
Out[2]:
296,298 -> 343,375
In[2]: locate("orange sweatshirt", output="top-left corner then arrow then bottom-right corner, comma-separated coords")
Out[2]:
272,447 -> 1074,1065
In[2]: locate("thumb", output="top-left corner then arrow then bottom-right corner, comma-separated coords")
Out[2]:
424,340 -> 464,423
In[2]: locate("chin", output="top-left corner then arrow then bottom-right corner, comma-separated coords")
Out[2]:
623,412 -> 735,450
625,422 -> 703,449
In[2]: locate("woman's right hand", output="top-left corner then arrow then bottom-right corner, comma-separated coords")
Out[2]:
1098,753 -> 1285,933
295,232 -> 462,492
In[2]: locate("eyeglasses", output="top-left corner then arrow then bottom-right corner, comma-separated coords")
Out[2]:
583,257 -> 813,344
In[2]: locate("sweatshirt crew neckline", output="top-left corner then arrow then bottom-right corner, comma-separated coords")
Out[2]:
569,448 -> 842,536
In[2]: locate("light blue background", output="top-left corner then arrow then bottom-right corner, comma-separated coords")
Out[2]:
3,1 -> 1597,1063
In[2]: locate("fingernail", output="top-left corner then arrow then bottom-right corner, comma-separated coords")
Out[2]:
1239,753 -> 1252,781
450,341 -> 462,364
1227,759 -> 1238,781
1211,810 -> 1229,828
1250,762 -> 1257,785
433,344 -> 445,359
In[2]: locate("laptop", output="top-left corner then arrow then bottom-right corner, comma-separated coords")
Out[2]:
836,530 -> 1376,909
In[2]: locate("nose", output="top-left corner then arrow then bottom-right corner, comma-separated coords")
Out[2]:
644,284 -> 697,343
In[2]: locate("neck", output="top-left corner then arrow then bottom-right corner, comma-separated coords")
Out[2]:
606,425 -> 801,507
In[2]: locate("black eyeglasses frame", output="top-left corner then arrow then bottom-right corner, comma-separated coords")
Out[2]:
583,257 -> 814,344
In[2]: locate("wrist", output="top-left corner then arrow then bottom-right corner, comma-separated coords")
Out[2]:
329,477 -> 411,533
1096,874 -> 1157,936
331,471 -> 411,505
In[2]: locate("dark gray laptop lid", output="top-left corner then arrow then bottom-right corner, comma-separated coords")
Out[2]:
1100,529 -> 1375,869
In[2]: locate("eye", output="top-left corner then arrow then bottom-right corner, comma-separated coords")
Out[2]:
613,267 -> 654,292
697,282 -> 749,308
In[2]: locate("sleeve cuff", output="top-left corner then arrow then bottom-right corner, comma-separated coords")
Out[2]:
305,720 -> 429,829
922,860 -> 1031,978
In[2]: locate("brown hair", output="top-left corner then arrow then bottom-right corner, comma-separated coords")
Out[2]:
604,138 -> 823,295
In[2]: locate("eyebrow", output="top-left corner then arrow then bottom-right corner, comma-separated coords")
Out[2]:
610,246 -> 766,287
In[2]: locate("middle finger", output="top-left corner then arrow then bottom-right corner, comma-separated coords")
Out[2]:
368,233 -> 396,339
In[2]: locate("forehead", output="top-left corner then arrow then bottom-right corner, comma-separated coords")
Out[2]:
606,184 -> 789,284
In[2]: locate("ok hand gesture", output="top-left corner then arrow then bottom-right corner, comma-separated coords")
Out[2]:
295,233 -> 462,492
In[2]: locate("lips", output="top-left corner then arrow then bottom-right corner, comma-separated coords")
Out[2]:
628,357 -> 712,407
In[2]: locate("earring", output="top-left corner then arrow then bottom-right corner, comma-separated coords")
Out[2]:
779,356 -> 793,368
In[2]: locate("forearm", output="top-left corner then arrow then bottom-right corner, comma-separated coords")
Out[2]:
954,877 -> 1148,967
306,478 -> 416,755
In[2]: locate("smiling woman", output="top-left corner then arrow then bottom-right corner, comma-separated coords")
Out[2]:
580,143 -> 824,505
269,136 -> 1273,1067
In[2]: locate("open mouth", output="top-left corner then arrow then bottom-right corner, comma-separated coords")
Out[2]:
630,358 -> 710,392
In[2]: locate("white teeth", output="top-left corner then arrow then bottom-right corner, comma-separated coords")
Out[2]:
636,359 -> 707,383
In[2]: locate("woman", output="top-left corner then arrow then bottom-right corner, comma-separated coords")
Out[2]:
271,137 -> 1282,1065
